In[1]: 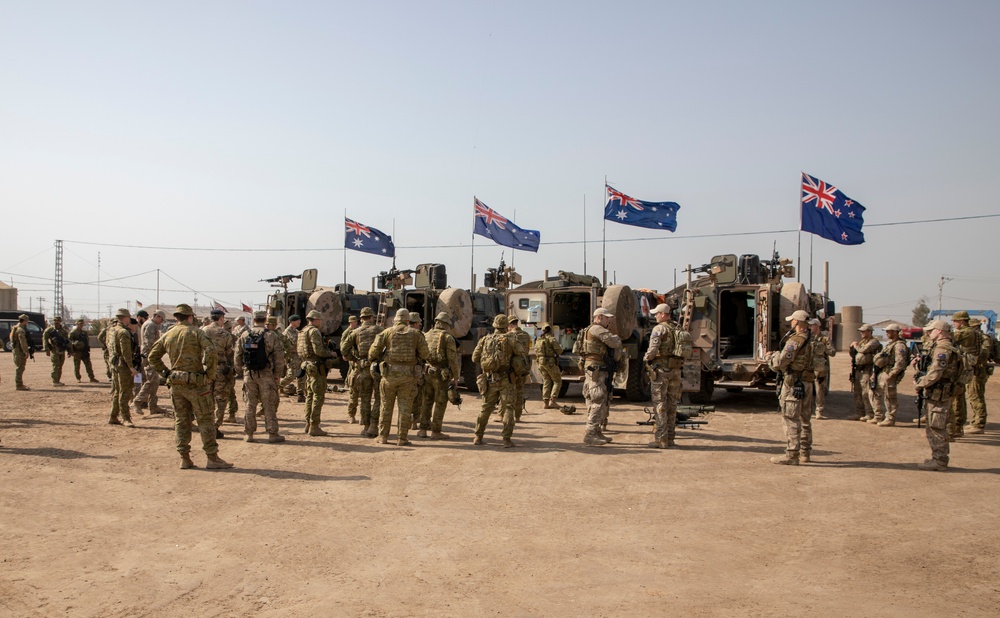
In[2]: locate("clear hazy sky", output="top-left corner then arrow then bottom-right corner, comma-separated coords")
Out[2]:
2,1 -> 998,322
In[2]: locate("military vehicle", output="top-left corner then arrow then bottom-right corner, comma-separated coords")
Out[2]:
506,271 -> 659,401
669,252 -> 834,403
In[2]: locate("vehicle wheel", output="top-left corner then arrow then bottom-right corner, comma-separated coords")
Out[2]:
3,341 -> 11,352
462,355 -> 481,393
687,371 -> 714,404
625,358 -> 651,402
559,381 -> 570,398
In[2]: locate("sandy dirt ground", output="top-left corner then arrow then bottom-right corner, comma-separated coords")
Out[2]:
1,351 -> 999,617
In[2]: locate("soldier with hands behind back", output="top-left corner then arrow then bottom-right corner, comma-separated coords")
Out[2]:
767,310 -> 816,465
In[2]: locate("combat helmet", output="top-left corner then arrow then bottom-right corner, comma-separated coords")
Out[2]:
493,315 -> 509,329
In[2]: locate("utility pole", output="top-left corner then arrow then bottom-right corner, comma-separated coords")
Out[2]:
54,239 -> 65,320
937,276 -> 953,310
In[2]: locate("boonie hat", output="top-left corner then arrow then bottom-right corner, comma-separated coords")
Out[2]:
53,315 -> 62,322
359,307 -> 374,318
507,314 -> 520,324
76,318 -> 85,324
394,308 -> 410,322
253,310 -> 267,321
307,310 -> 323,320
493,314 -> 509,329
265,316 -> 278,326
593,307 -> 614,318
435,311 -> 452,324
116,308 -> 132,318
786,310 -> 810,322
408,311 -> 422,324
951,311 -> 970,321
173,304 -> 194,317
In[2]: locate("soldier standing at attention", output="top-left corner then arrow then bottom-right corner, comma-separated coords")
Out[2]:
507,315 -> 532,422
203,309 -> 235,436
135,310 -> 166,414
340,307 -> 381,437
106,308 -> 138,427
849,324 -> 882,421
534,324 -> 563,410
949,311 -> 983,439
368,308 -> 429,446
234,312 -> 286,443
418,312 -> 459,439
766,310 -> 816,465
808,318 -> 835,419
42,315 -> 70,386
914,320 -> 962,471
10,314 -> 33,390
148,304 -> 233,470
966,318 -> 991,434
298,309 -> 335,436
575,308 -> 622,447
644,303 -> 684,449
871,324 -> 910,427
68,318 -> 99,383
280,314 -> 305,402
471,314 -> 522,448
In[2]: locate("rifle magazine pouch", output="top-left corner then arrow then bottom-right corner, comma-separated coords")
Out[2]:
929,410 -> 947,430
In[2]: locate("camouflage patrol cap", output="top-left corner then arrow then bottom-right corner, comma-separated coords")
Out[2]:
969,318 -> 982,326
348,315 -> 358,323
507,314 -> 520,324
952,311 -> 970,322
136,310 -> 149,318
493,314 -> 509,329
253,310 -> 267,321
926,319 -> 951,333
289,314 -> 301,322
408,311 -> 422,324
173,304 -> 194,317
265,316 -> 278,326
394,308 -> 410,322
76,318 -> 85,324
884,323 -> 901,332
153,310 -> 167,319
434,311 -> 452,325
858,323 -> 873,331
808,318 -> 821,326
116,308 -> 131,318
18,314 -> 28,321
786,310 -> 810,322
359,307 -> 374,318
306,310 -> 322,320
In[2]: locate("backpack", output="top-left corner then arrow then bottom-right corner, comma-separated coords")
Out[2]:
990,336 -> 1000,364
672,327 -> 693,360
943,341 -> 975,384
243,329 -> 270,371
479,333 -> 510,373
510,339 -> 531,378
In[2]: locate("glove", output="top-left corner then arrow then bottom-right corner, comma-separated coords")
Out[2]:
160,369 -> 171,380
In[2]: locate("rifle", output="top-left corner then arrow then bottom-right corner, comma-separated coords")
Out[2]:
912,348 -> 932,428
871,365 -> 882,397
849,347 -> 858,383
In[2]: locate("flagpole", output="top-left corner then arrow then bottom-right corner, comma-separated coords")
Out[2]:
602,178 -> 607,287
809,234 -> 814,292
796,174 -> 802,283
510,209 -> 516,271
583,194 -> 587,275
470,197 -> 476,289
343,209 -> 348,291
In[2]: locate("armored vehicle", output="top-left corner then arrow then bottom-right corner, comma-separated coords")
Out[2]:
506,271 -> 658,401
670,252 -> 833,403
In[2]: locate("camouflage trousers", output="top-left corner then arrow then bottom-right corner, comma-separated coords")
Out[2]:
779,386 -> 814,456
110,364 -> 134,422
72,352 -> 96,381
538,359 -> 562,402
419,368 -> 450,433
583,366 -> 611,435
871,373 -> 902,422
280,354 -> 304,395
13,350 -> 27,387
169,383 -> 219,455
474,374 -> 515,439
926,395 -> 952,466
379,366 -> 418,440
49,351 -> 66,384
304,362 -> 328,426
211,372 -> 233,427
649,365 -> 681,443
102,350 -> 112,379
814,374 -> 828,417
410,374 -> 427,425
968,372 -> 988,429
852,367 -> 875,418
227,376 -> 238,415
511,375 -> 526,421
135,357 -> 160,410
948,384 -> 969,438
243,370 -> 280,436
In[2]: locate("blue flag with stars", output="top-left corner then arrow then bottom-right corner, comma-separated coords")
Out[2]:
603,185 -> 680,231
345,217 -> 395,257
800,173 -> 866,245
474,198 -> 540,252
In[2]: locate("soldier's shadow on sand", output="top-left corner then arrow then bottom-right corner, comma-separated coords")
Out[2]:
0,446 -> 115,460
226,468 -> 370,482
1,417 -> 91,428
809,460 -> 1000,474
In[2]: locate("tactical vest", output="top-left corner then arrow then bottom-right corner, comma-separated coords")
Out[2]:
297,325 -> 317,360
653,323 -> 676,359
579,326 -> 609,360
534,336 -> 558,360
786,331 -> 815,380
424,328 -> 450,367
384,324 -> 418,365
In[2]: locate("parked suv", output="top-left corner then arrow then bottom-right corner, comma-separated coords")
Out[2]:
0,311 -> 46,353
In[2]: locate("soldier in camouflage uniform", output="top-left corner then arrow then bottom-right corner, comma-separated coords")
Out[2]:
232,316 -> 249,339
914,320 -> 962,471
507,315 -> 533,422
949,311 -> 983,438
418,311 -> 459,439
340,307 -> 381,437
808,318 -> 835,419
68,318 -> 99,383
471,314 -> 523,448
203,309 -> 235,436
10,314 -> 33,390
134,310 -> 166,414
368,308 -> 429,446
97,322 -> 113,379
148,304 -> 233,470
235,312 -> 286,443
266,316 -> 294,418
871,324 -> 910,426
42,315 -> 70,386
407,312 -> 427,427
849,324 -> 882,421
575,308 -> 622,446
967,318 -> 991,434
222,319 -> 240,421
644,303 -> 683,449
534,324 -> 563,409
298,309 -> 335,436
106,308 -> 138,427
280,314 -> 305,402
766,310 -> 816,465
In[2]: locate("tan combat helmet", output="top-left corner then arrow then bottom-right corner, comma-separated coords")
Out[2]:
493,314 -> 509,329
359,307 -> 375,318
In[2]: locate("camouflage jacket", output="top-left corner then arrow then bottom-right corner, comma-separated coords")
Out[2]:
533,333 -> 562,362
43,325 -> 70,353
203,323 -> 236,376
234,326 -> 286,377
68,327 -> 91,355
106,322 -> 135,369
148,322 -> 218,377
369,322 -> 429,365
810,334 -> 836,376
140,319 -> 161,356
425,326 -> 460,375
297,324 -> 332,362
10,324 -> 31,356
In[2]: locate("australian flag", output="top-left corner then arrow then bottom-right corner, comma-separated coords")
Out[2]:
800,173 -> 866,245
603,185 -> 680,231
473,198 -> 540,252
345,217 -> 395,257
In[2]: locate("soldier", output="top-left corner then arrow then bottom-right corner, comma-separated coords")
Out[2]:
534,324 -> 563,409
418,311 -> 460,439
97,321 -> 113,379
967,318 -> 991,434
68,318 -> 99,383
340,307 -> 381,437
766,310 -> 816,465
914,320 -> 962,471
106,308 -> 138,427
950,311 -> 984,439
575,308 -> 622,446
345,315 -> 359,333
232,316 -> 249,339
266,316 -> 294,417
135,310 -> 166,414
298,309 -> 335,436
809,318 -> 835,419
871,324 -> 910,427
42,315 -> 70,386
407,312 -> 428,427
849,324 -> 882,421
507,315 -> 532,422
280,314 -> 305,402
10,314 -> 34,390
148,304 -> 233,470
643,303 -> 684,449
368,308 -> 429,446
471,314 -> 522,447
234,312 -> 286,443
203,309 -> 235,435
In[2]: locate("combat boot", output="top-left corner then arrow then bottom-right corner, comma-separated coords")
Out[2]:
108,417 -> 122,425
16,385 -> 31,391
226,412 -> 237,424
308,423 -> 329,437
375,435 -> 388,445
297,393 -> 305,403
244,433 -> 255,443
131,402 -> 143,418
52,381 -> 65,387
584,433 -> 608,446
89,378 -> 100,383
800,452 -> 811,463
646,440 -> 667,449
397,437 -> 412,446
206,453 -> 234,469
666,438 -> 676,448
502,438 -> 515,448
544,400 -> 555,409
596,431 -> 613,444
917,458 -> 947,471
365,423 -> 378,438
966,426 -> 984,434
349,414 -> 357,424
472,435 -> 484,446
877,419 -> 895,427
770,452 -> 799,465
179,454 -> 197,469
417,429 -> 428,438
431,431 -> 450,440
267,434 -> 286,444
122,419 -> 135,428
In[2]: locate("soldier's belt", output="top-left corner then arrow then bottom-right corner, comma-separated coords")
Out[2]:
167,370 -> 207,386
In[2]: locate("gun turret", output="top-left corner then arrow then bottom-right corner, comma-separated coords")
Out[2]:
260,274 -> 302,292
483,255 -> 522,290
376,267 -> 414,290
